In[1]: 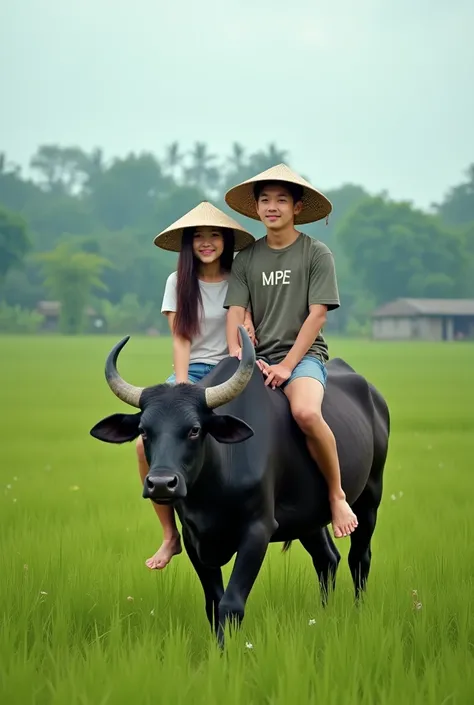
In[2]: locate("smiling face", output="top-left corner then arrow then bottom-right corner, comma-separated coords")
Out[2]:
255,183 -> 303,231
192,226 -> 225,265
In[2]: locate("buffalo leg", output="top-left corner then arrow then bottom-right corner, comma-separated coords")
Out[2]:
348,486 -> 380,599
182,530 -> 224,634
300,527 -> 341,604
217,521 -> 272,648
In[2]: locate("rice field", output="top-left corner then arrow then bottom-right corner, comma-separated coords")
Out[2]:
1,334 -> 473,705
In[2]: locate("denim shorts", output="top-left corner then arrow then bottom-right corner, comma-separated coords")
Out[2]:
166,362 -> 216,385
281,355 -> 328,390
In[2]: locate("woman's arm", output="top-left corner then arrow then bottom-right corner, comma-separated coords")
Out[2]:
166,312 -> 191,383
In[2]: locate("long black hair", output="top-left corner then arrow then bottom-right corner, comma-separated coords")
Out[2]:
173,226 -> 235,341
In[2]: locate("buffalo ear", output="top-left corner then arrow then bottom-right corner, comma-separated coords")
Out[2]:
90,412 -> 142,444
206,414 -> 254,444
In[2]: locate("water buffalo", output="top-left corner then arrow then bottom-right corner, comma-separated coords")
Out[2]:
90,326 -> 390,647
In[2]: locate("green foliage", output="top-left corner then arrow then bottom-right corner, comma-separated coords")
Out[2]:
35,242 -> 111,335
0,206 -> 31,283
0,301 -> 43,333
29,144 -> 90,194
434,164 -> 474,227
336,195 -> 467,305
458,224 -> 474,298
87,153 -> 173,231
0,143 -> 473,336
98,293 -> 167,335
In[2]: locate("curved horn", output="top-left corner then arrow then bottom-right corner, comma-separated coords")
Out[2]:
104,336 -> 144,408
205,325 -> 256,409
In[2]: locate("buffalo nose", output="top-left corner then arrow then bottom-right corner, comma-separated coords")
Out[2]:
145,474 -> 179,497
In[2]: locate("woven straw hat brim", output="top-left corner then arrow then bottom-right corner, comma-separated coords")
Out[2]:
153,201 -> 255,252
224,163 -> 332,225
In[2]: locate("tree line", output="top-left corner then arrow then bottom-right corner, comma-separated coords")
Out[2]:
0,143 -> 473,335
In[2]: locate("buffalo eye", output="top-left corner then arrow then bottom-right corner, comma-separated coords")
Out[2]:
188,424 -> 201,439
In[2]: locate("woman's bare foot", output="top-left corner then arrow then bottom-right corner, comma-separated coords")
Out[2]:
330,497 -> 358,538
145,534 -> 182,569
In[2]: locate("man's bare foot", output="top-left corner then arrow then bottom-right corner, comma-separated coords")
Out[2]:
145,534 -> 182,570
330,497 -> 358,538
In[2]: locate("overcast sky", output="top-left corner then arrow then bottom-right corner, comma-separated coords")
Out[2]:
1,0 -> 473,209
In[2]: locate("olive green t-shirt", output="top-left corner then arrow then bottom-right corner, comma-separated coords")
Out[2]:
224,233 -> 340,364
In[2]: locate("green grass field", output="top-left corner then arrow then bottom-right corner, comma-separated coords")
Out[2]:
1,335 -> 473,704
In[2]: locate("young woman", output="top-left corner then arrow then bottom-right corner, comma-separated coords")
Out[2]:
137,201 -> 255,570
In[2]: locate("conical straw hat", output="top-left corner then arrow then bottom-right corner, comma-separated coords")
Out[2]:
225,163 -> 332,225
154,201 -> 255,252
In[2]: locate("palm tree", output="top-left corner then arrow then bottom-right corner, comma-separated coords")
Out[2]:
185,142 -> 219,193
226,142 -> 246,171
0,152 -> 21,177
30,145 -> 89,194
249,143 -> 289,173
164,142 -> 184,180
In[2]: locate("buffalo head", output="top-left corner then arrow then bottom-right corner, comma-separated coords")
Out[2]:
90,326 -> 255,502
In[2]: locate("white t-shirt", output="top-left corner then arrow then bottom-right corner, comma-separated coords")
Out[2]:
161,271 -> 229,365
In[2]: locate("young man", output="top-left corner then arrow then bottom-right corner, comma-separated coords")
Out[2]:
224,163 -> 358,538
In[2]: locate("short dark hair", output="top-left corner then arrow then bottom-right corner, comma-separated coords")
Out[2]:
253,180 -> 304,204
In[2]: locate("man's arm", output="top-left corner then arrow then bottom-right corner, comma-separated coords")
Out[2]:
224,252 -> 251,357
226,306 -> 246,357
261,251 -> 340,387
284,251 -> 339,370
243,307 -> 256,345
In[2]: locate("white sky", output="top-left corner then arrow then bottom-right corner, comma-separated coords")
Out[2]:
1,0 -> 473,208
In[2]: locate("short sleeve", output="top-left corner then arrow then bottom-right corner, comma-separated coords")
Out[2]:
308,252 -> 340,311
223,251 -> 250,309
161,272 -> 177,313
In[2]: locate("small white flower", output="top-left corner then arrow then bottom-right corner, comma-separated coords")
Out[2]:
69,485 -> 80,491
126,596 -> 134,602
150,609 -> 155,616
6,484 -> 11,490
415,602 -> 422,610
308,619 -> 316,626
391,494 -> 397,501
40,591 -> 48,596
399,491 -> 404,498
13,476 -> 18,481
245,641 -> 253,649
13,498 -> 17,503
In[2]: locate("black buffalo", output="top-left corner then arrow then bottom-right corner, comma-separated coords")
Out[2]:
90,326 -> 390,646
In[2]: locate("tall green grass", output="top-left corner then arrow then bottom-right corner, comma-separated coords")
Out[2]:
1,336 -> 473,704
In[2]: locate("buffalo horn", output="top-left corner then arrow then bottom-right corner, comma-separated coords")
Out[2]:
104,336 -> 144,408
205,325 -> 255,409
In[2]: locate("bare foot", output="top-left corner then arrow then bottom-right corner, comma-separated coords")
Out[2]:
330,497 -> 358,538
145,534 -> 182,570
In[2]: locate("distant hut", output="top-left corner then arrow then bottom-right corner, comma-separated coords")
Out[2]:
35,301 -> 106,333
371,298 -> 474,341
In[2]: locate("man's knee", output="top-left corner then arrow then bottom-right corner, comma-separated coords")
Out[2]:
291,405 -> 323,433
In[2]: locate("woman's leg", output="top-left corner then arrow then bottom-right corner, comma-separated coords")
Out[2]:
136,436 -> 182,569
135,364 -> 214,568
